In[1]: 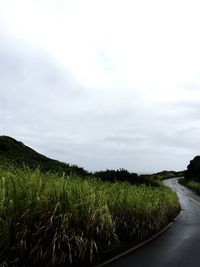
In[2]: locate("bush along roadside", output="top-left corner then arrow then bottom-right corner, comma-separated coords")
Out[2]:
0,167 -> 180,267
179,178 -> 200,195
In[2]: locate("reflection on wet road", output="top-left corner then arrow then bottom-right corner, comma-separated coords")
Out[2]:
106,178 -> 200,267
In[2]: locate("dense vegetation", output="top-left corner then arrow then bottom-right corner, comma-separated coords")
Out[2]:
94,169 -> 138,183
0,136 -> 183,186
0,166 -> 180,267
179,179 -> 200,195
0,136 -> 89,177
185,155 -> 200,181
94,169 -> 162,186
0,136 -> 182,266
94,169 -> 185,187
140,170 -> 185,181
177,156 -> 200,195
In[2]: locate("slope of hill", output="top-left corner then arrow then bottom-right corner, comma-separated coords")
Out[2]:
0,136 -> 89,177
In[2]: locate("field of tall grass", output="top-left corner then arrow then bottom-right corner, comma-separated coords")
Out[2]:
179,179 -> 200,195
0,167 -> 180,266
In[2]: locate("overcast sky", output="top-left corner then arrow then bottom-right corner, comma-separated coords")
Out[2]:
1,0 -> 200,173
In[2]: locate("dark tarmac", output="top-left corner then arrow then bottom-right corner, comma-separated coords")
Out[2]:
106,178 -> 200,267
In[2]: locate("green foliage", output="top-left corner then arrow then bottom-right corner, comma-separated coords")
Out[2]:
94,169 -> 138,184
0,135 -> 181,265
0,166 -> 180,266
141,170 -> 185,181
94,169 -> 182,186
0,136 -> 90,177
185,156 -> 200,181
0,136 -> 179,187
179,178 -> 200,195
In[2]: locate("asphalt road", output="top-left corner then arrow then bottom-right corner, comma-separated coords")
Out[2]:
106,178 -> 200,267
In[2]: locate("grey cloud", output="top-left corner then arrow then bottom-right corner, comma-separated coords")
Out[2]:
97,48 -> 118,73
0,39 -> 85,127
1,29 -> 200,173
182,82 -> 200,91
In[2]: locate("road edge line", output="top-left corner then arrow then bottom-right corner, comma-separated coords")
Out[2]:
97,210 -> 182,267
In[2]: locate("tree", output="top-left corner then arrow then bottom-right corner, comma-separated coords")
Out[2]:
185,156 -> 200,181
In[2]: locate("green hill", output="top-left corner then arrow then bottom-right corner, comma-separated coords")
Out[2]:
0,136 -> 89,177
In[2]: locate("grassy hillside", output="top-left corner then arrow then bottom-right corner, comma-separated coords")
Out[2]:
0,136 -> 184,185
0,167 -> 180,266
0,136 -> 181,266
0,136 -> 89,177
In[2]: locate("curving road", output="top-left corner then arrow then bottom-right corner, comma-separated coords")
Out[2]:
106,178 -> 200,267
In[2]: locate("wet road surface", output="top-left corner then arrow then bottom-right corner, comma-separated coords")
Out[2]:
106,178 -> 200,267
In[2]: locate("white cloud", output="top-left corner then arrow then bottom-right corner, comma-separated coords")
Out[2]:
1,0 -> 200,172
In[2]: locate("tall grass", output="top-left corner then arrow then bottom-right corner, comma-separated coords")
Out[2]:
179,179 -> 200,195
0,167 -> 180,266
